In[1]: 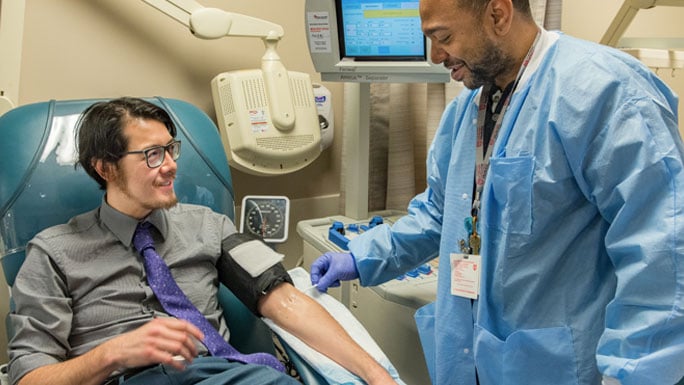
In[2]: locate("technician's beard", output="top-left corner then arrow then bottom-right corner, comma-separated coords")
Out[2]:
466,38 -> 516,90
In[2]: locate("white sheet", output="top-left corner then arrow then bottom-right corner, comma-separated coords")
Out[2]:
263,267 -> 406,385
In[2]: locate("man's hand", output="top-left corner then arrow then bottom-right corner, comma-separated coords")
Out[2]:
17,318 -> 205,385
103,317 -> 204,371
310,252 -> 359,292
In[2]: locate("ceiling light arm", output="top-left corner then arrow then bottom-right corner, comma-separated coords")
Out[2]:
141,0 -> 294,130
600,0 -> 684,47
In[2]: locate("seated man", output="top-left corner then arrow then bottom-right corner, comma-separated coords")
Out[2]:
7,97 -> 397,385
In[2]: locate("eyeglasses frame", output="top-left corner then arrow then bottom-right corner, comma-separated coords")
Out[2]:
122,140 -> 181,168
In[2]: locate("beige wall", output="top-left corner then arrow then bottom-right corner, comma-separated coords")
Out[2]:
1,0 -> 682,365
562,0 -> 684,137
17,0 -> 344,203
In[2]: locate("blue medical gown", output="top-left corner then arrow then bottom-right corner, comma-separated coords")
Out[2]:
347,33 -> 684,385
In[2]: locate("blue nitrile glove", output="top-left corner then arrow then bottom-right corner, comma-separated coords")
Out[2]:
310,252 -> 359,292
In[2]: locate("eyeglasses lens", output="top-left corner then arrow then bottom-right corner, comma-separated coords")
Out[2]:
144,141 -> 181,168
169,141 -> 181,160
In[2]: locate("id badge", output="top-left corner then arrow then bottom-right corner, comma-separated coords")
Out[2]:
450,253 -> 481,299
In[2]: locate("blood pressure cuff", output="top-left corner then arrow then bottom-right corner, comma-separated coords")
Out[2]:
217,233 -> 293,315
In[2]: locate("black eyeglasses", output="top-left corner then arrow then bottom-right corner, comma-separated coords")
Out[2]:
123,140 -> 181,168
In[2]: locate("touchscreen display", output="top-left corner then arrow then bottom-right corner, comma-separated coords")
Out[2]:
336,0 -> 426,61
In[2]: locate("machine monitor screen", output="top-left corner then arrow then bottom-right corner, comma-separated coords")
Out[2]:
305,0 -> 450,83
336,0 -> 425,62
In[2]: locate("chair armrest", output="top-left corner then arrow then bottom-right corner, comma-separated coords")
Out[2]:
276,335 -> 328,385
216,284 -> 276,355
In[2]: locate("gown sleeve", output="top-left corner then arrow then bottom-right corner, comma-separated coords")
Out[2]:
568,76 -> 684,385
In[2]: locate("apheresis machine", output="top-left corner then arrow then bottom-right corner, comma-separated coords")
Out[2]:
299,212 -> 438,385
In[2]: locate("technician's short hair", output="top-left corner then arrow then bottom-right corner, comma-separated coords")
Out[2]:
457,0 -> 532,17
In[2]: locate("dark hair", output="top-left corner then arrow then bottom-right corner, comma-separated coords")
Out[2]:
76,97 -> 176,190
457,0 -> 532,17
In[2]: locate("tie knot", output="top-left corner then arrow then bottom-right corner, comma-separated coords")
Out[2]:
133,222 -> 155,253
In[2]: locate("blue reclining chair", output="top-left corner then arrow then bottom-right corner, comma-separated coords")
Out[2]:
0,97 -> 326,385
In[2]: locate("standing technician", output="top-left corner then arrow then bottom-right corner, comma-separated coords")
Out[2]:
310,1 -> 684,384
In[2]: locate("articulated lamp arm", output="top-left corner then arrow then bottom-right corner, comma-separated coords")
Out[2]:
141,0 -> 284,39
141,0 -> 295,131
600,0 -> 684,47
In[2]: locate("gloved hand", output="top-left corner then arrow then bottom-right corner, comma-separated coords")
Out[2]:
310,252 -> 359,292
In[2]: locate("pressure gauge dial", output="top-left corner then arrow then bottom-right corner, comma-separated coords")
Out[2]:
240,195 -> 290,243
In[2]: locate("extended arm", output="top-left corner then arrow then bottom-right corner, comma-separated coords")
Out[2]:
218,232 -> 397,383
258,282 -> 397,385
312,104 -> 457,290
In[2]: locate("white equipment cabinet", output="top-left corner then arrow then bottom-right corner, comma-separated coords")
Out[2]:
298,211 -> 437,385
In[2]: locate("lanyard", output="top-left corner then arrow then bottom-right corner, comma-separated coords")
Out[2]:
472,30 -> 541,217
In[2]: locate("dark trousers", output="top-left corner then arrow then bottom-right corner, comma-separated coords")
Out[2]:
111,356 -> 299,385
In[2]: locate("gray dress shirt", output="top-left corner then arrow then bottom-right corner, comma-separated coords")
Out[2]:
8,200 -> 237,384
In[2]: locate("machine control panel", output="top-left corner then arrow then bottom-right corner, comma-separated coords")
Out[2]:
297,210 -> 436,385
368,257 -> 438,309
327,215 -> 384,250
298,210 -> 438,308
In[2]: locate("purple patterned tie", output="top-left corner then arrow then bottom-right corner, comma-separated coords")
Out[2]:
133,222 -> 285,372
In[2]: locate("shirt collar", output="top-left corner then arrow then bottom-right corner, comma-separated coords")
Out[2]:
517,28 -> 559,89
99,196 -> 170,247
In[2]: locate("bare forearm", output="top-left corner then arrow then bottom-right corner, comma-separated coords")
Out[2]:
17,344 -> 117,385
259,283 -> 396,385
